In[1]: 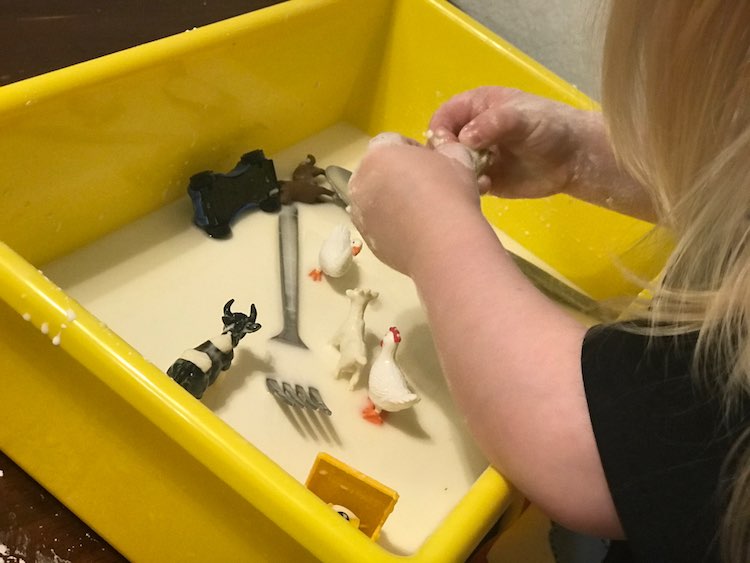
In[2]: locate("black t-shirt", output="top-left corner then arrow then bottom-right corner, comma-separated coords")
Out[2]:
582,324 -> 748,563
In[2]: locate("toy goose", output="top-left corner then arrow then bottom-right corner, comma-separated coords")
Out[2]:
309,224 -> 362,281
365,327 -> 420,421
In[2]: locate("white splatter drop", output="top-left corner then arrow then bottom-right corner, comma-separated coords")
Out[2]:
40,322 -> 49,334
65,309 -> 76,322
52,334 -> 61,346
22,313 -> 31,321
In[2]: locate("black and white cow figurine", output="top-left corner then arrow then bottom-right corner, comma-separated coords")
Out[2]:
167,299 -> 261,399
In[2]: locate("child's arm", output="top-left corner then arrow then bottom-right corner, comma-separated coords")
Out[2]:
429,86 -> 656,223
350,141 -> 624,538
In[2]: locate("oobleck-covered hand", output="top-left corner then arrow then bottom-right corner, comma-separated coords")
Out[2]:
428,86 -> 595,199
348,132 -> 485,276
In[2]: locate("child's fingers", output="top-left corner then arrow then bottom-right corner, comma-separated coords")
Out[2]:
429,89 -> 493,139
458,105 -> 530,149
433,141 -> 476,172
477,174 -> 492,194
425,127 -> 456,149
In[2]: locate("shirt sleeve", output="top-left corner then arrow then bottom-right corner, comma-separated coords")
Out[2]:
581,324 -> 727,563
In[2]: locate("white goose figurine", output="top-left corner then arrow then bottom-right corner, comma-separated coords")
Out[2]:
310,224 -> 362,281
367,327 -> 420,413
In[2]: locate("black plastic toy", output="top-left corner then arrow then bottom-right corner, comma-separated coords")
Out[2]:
167,300 -> 261,399
188,150 -> 281,238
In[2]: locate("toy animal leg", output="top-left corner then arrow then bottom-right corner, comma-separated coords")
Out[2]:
338,366 -> 361,390
347,366 -> 362,390
335,355 -> 365,390
167,361 -> 210,399
183,375 -> 210,400
220,349 -> 234,371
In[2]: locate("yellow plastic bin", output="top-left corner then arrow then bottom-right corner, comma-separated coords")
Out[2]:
0,1 -> 663,561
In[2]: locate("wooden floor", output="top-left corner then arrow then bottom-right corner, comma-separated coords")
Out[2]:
0,0 -> 285,86
0,451 -> 127,562
0,2 -> 283,561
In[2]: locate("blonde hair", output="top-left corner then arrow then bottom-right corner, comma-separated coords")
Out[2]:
601,1 -> 750,561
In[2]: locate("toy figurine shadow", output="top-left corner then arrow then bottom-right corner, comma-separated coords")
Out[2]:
167,300 -> 261,399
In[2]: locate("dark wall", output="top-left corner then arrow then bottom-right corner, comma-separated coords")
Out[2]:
0,1 -> 285,86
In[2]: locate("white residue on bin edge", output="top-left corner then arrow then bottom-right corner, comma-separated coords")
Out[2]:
36,318 -> 70,345
22,313 -> 31,321
65,308 -> 76,322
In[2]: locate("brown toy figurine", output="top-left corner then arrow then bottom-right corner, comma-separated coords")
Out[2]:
279,154 -> 335,205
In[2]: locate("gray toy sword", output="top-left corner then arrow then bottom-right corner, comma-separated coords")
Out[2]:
267,203 -> 332,415
271,204 -> 308,348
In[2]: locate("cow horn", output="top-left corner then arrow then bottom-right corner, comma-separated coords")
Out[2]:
223,299 -> 235,316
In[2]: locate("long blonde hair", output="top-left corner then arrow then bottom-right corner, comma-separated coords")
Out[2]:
601,1 -> 750,561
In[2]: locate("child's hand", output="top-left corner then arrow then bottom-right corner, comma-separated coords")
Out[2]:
349,133 -> 484,276
428,86 -> 598,200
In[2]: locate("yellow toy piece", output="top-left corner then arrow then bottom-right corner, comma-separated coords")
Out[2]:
306,453 -> 398,541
